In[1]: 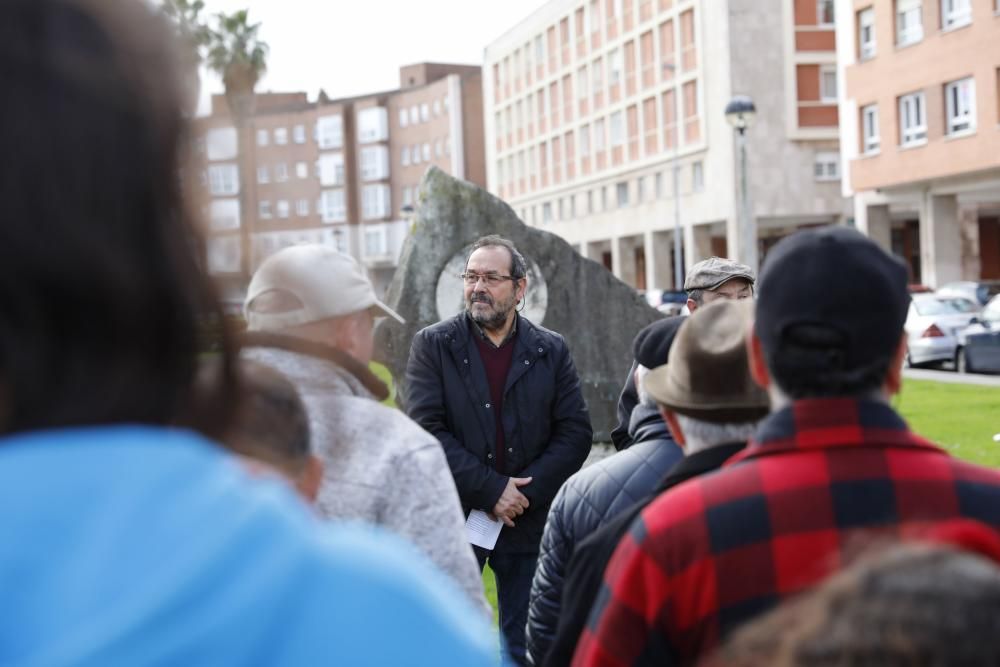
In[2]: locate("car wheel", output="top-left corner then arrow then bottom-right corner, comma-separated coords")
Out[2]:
956,347 -> 969,374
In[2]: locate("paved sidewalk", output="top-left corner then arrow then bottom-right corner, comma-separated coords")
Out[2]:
904,368 -> 1000,387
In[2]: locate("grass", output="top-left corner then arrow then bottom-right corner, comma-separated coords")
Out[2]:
895,378 -> 1000,467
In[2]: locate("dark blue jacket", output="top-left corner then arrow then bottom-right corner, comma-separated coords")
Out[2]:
404,313 -> 593,554
525,404 -> 682,664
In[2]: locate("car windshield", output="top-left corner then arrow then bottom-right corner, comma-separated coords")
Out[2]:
942,297 -> 979,313
913,296 -> 971,316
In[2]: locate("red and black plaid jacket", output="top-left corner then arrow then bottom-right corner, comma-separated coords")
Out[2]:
573,398 -> 1000,667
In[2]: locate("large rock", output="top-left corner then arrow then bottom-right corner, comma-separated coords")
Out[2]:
374,166 -> 664,442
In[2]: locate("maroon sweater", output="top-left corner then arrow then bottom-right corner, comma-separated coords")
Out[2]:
471,325 -> 516,472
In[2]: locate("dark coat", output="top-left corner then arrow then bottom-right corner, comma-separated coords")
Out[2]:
542,442 -> 747,667
525,406 -> 684,665
404,313 -> 593,554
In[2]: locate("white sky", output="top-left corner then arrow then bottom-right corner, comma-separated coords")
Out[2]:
196,0 -> 548,115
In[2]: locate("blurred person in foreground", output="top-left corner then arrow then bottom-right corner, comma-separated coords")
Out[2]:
705,521 -> 1000,666
543,300 -> 767,667
220,360 -> 323,503
241,244 -> 489,616
525,317 -> 686,666
610,258 -> 755,451
0,1 -> 495,664
575,227 -> 1000,667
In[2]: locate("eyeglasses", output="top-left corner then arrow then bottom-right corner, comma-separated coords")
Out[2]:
460,272 -> 516,286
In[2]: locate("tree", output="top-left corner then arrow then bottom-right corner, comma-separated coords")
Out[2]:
203,9 -> 269,282
159,0 -> 212,111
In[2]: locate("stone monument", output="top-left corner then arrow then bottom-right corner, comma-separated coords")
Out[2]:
374,166 -> 664,442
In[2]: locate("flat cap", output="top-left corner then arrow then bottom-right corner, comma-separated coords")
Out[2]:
684,257 -> 756,292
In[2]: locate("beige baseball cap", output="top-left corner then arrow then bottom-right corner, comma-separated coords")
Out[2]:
244,244 -> 405,331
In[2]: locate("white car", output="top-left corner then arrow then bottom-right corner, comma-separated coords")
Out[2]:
904,294 -> 978,367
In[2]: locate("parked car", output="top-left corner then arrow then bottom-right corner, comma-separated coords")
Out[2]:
936,280 -> 1000,307
904,294 -> 979,367
955,295 -> 1000,374
657,290 -> 689,316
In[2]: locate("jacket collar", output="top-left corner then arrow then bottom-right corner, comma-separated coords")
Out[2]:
727,397 -> 943,467
656,442 -> 746,493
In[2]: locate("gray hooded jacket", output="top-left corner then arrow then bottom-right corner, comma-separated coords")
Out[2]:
243,340 -> 489,616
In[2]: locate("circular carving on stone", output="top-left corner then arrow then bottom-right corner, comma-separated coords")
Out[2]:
435,247 -> 548,325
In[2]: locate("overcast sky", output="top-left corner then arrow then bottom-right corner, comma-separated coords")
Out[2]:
195,0 -> 547,114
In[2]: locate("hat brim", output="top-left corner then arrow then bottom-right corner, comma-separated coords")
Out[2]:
703,273 -> 756,291
644,364 -> 769,424
370,299 -> 405,324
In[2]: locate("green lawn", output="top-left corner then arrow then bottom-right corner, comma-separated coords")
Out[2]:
895,378 -> 1000,467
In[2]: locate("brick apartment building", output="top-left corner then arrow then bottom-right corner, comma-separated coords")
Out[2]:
483,0 -> 850,291
190,63 -> 485,307
837,0 -> 1000,285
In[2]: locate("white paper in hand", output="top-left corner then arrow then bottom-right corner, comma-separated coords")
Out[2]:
466,509 -> 503,550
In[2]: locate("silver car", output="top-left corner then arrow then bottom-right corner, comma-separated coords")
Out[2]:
955,295 -> 1000,374
904,294 -> 979,367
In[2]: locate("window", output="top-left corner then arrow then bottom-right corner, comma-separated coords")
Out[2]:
945,77 -> 976,134
364,226 -> 389,257
205,127 -> 237,161
420,103 -> 430,122
609,111 -> 625,146
412,144 -> 421,164
320,189 -> 346,223
256,165 -> 269,184
820,65 -> 838,102
208,164 -> 239,195
318,153 -> 345,186
609,48 -> 623,86
401,146 -> 410,166
898,91 -> 927,145
357,107 -> 389,143
896,0 -> 923,45
577,67 -> 588,100
293,125 -> 306,144
692,161 -> 704,192
813,152 -> 840,181
579,124 -> 591,155
592,57 -> 604,95
616,182 -> 629,207
361,184 -> 391,220
360,146 -> 390,181
207,237 -> 240,274
399,109 -> 408,128
433,100 -> 441,116
542,202 -> 553,223
859,8 -> 876,60
409,106 -> 419,124
296,199 -> 310,217
209,199 -> 240,230
274,128 -> 288,145
862,104 -> 880,153
296,162 -> 308,179
655,172 -> 664,198
422,143 -> 431,161
256,129 -> 269,147
817,0 -> 835,26
535,34 -> 544,63
435,140 -> 443,157
594,118 -> 606,151
941,0 -> 971,30
276,200 -> 290,219
316,115 -> 343,149
402,186 -> 413,207
258,200 -> 272,219
275,163 -> 288,182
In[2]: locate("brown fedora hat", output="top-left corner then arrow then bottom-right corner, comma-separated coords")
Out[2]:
644,299 -> 769,423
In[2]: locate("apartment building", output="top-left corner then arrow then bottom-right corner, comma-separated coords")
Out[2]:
191,63 -> 484,306
484,0 -> 849,291
838,0 -> 1000,285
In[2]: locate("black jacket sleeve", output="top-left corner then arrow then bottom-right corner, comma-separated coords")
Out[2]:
404,329 -> 509,511
610,361 -> 639,451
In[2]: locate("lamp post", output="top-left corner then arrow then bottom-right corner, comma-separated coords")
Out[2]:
724,95 -> 757,274
664,62 -> 683,290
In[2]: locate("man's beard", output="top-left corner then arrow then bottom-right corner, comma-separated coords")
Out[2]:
467,291 -> 517,331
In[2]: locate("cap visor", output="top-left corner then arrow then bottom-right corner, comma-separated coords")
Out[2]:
372,299 -> 405,324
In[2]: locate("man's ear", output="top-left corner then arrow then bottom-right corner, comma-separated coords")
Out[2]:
747,326 -> 771,391
296,455 -> 324,504
515,277 -> 528,302
883,333 -> 908,397
686,298 -> 698,313
659,407 -> 686,448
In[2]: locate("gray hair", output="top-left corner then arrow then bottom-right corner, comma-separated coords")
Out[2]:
686,288 -> 705,306
674,413 -> 760,454
635,365 -> 658,409
469,235 -> 528,280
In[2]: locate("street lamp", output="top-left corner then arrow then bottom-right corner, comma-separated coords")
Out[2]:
724,95 -> 757,273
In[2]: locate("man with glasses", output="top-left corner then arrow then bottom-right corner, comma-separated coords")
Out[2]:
405,235 -> 593,665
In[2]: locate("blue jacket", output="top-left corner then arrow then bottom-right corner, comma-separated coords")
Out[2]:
0,426 -> 497,666
405,313 -> 593,553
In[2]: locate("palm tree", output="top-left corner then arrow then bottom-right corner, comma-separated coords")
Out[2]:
204,10 -> 269,283
160,0 -> 212,113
